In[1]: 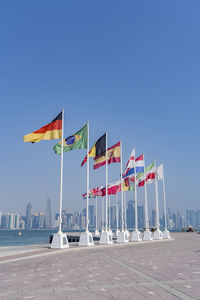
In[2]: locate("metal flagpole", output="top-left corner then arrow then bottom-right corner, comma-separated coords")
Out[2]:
116,193 -> 119,232
143,154 -> 149,230
124,191 -> 127,231
86,121 -> 89,233
95,196 -> 98,232
58,108 -> 64,234
120,140 -> 124,231
134,152 -> 138,231
102,196 -> 104,231
154,159 -> 160,230
108,195 -> 111,231
105,131 -> 108,232
162,165 -> 167,231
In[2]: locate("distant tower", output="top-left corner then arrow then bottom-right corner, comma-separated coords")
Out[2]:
45,198 -> 52,229
25,202 -> 32,229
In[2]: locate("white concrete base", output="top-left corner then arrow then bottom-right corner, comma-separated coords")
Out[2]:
94,229 -> 100,237
115,229 -> 120,237
99,231 -> 113,244
162,230 -> 171,239
117,231 -> 129,243
125,229 -> 130,238
131,230 -> 142,242
143,230 -> 153,241
79,231 -> 94,246
109,229 -> 113,237
153,230 -> 163,240
50,232 -> 69,249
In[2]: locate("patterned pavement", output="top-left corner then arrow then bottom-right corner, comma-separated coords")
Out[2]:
0,232 -> 200,299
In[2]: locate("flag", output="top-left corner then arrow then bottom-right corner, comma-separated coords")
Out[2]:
53,123 -> 87,155
123,147 -> 135,177
157,164 -> 164,180
123,153 -> 144,178
93,141 -> 121,170
23,112 -> 62,143
137,162 -> 156,187
81,133 -> 106,166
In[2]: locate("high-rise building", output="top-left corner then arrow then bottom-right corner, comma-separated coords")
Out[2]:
151,207 -> 156,227
186,209 -> 196,226
89,205 -> 95,228
45,198 -> 52,229
0,211 -> 2,227
25,202 -> 32,229
127,200 -> 134,229
138,205 -> 144,230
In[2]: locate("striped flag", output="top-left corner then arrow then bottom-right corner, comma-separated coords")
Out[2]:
23,112 -> 62,143
123,152 -> 144,178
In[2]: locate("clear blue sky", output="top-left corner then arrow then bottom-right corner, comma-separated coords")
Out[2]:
0,1 -> 200,217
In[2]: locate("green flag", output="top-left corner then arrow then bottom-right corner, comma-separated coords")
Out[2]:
53,123 -> 87,155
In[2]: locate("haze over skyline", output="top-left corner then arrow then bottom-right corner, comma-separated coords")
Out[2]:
0,1 -> 200,217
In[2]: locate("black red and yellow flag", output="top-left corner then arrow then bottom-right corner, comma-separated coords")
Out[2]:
23,112 -> 62,143
81,133 -> 106,166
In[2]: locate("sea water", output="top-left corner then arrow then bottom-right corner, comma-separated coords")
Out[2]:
0,230 -> 58,247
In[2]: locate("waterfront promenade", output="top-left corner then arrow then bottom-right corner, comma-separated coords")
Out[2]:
0,232 -> 200,299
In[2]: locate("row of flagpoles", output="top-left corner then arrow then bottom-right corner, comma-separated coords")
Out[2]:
23,109 -> 170,248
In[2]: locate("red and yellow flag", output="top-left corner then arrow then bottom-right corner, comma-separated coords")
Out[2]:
23,112 -> 62,143
93,141 -> 121,169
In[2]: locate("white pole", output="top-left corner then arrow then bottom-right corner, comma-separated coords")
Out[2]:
124,191 -> 127,231
134,152 -> 138,231
162,165 -> 167,230
120,140 -> 124,231
58,108 -> 64,233
154,159 -> 160,230
108,195 -> 111,231
86,121 -> 89,233
102,196 -> 104,231
105,131 -> 108,232
116,193 -> 119,232
95,196 -> 98,232
143,154 -> 149,230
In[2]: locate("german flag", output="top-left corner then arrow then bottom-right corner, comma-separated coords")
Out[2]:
81,133 -> 106,166
23,112 -> 62,143
93,141 -> 121,170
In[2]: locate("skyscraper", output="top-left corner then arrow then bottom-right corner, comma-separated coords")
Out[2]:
45,198 -> 52,229
25,202 -> 32,229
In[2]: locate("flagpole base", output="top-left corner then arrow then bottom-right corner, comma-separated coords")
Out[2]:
125,229 -> 130,238
50,232 -> 69,249
143,230 -> 153,241
153,229 -> 163,240
94,229 -> 100,237
108,229 -> 113,237
99,231 -> 113,244
115,229 -> 120,237
131,230 -> 142,242
117,231 -> 129,243
79,231 -> 94,246
162,229 -> 171,239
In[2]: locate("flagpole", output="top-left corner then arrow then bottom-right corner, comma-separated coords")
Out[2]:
154,159 -> 160,230
134,152 -> 138,231
124,191 -> 127,231
143,154 -> 149,230
95,196 -> 98,232
86,120 -> 89,233
116,193 -> 119,232
58,108 -> 64,234
108,195 -> 111,231
162,165 -> 167,231
102,196 -> 104,231
120,140 -> 124,231
105,131 -> 108,232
